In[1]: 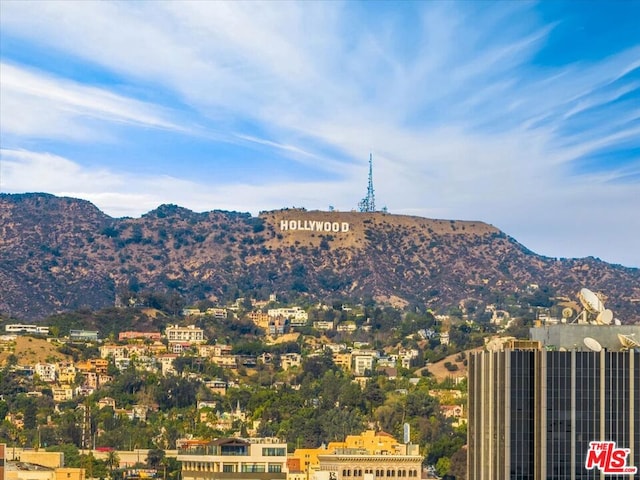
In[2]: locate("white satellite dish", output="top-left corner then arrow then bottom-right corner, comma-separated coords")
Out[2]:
584,337 -> 603,352
596,309 -> 613,325
578,288 -> 604,314
562,307 -> 573,319
618,334 -> 640,350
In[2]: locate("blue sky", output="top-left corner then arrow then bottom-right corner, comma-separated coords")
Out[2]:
1,1 -> 639,267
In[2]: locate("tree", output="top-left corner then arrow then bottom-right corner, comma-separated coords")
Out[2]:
155,376 -> 199,409
436,457 -> 451,478
106,450 -> 120,477
448,446 -> 467,480
23,401 -> 37,430
0,401 -> 9,421
146,448 -> 165,469
47,444 -> 81,467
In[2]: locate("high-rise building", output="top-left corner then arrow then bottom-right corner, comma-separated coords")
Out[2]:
468,343 -> 639,479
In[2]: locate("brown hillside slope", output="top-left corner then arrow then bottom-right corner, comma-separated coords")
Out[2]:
1,193 -> 639,322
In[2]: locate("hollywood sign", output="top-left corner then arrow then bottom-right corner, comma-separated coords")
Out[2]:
280,220 -> 350,233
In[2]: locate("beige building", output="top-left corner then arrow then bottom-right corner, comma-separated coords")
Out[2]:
314,449 -> 422,480
280,353 -> 302,371
52,386 -> 74,402
336,322 -> 356,333
34,363 -> 57,383
177,437 -> 287,480
352,353 -> 376,376
166,325 -> 205,344
18,452 -> 63,470
4,464 -> 85,480
3,451 -> 85,480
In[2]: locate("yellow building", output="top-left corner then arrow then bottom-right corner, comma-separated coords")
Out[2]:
57,363 -> 77,384
54,469 -> 85,480
328,430 -> 405,455
76,358 -> 109,374
288,446 -> 330,477
331,353 -> 352,371
18,451 -> 63,468
291,431 -> 421,479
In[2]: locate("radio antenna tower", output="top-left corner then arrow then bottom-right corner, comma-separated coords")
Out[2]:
358,153 -> 376,212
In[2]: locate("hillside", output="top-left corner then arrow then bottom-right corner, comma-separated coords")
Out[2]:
1,193 -> 639,321
0,336 -> 72,366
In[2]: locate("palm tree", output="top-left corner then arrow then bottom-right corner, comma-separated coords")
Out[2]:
105,450 -> 120,479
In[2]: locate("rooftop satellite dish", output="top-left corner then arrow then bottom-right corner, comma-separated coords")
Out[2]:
562,307 -> 573,319
618,334 -> 640,350
596,309 -> 613,325
578,288 -> 604,314
584,337 -> 602,352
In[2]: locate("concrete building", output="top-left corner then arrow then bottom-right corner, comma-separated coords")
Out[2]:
468,341 -> 639,479
34,363 -> 57,382
69,330 -> 98,342
313,448 -> 422,480
352,351 -> 377,376
291,430 -> 422,480
529,323 -> 640,351
280,353 -> 302,371
52,386 -> 74,402
267,307 -> 308,324
57,363 -> 77,384
177,437 -> 288,480
2,450 -> 85,480
165,325 -> 205,345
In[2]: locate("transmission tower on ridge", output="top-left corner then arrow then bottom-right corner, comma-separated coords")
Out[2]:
358,153 -> 376,212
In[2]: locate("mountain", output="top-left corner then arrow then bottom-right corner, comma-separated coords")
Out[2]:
1,192 -> 639,322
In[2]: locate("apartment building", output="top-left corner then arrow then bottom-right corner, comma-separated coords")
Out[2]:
166,325 -> 206,344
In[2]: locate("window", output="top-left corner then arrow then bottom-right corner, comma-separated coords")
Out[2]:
242,464 -> 265,473
262,447 -> 286,456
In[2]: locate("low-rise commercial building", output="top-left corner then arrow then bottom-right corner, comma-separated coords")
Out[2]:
177,437 -> 288,480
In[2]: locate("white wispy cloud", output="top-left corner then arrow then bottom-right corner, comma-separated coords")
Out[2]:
0,62 -> 186,141
1,1 -> 638,266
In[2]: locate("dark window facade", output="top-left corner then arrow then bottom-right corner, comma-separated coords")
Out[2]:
469,349 -> 640,480
510,351 -> 536,479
